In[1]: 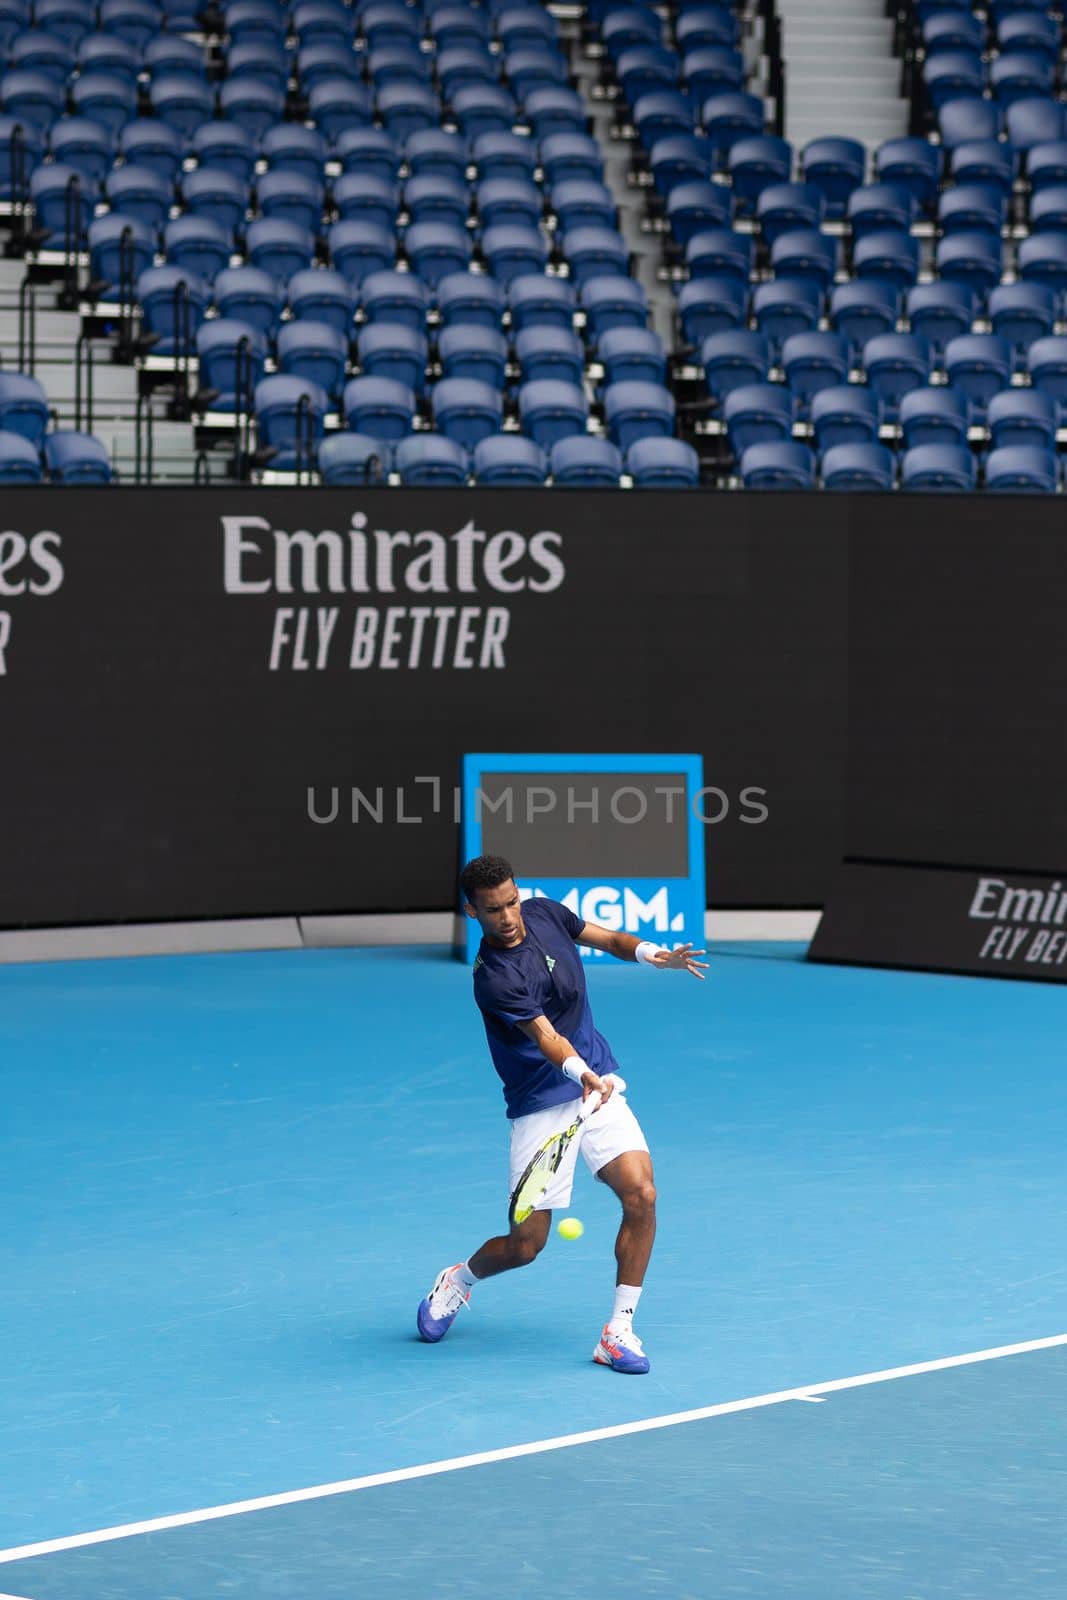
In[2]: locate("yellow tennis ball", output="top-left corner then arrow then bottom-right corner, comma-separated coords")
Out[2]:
557,1216 -> 584,1240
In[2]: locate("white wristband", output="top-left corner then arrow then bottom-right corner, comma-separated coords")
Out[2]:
634,941 -> 660,966
560,1055 -> 588,1085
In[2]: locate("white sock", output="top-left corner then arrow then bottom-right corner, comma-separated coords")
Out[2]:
608,1283 -> 642,1330
454,1261 -> 478,1292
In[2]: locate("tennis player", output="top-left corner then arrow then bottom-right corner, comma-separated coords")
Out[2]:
417,854 -> 706,1374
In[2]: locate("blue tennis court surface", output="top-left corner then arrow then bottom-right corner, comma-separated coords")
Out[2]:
2,941 -> 1066,1596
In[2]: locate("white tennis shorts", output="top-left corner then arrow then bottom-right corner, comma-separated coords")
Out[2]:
508,1088 -> 649,1216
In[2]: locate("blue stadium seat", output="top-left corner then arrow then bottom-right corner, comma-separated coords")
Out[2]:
247,220 -> 316,287
847,182 -> 915,241
938,183 -> 1004,245
319,432 -> 390,484
312,78 -> 375,145
0,116 -> 43,199
600,7 -> 660,57
901,443 -> 976,491
943,333 -> 1012,417
922,11 -> 983,54
477,177 -> 538,230
286,267 -> 356,342
474,130 -> 539,184
0,428 -> 42,482
452,83 -> 517,143
404,220 -> 471,285
580,275 -> 648,337
165,215 -> 233,280
685,226 -> 753,283
676,7 -> 738,50
683,45 -> 745,106
701,328 -> 768,401
432,377 -> 504,450
549,178 -> 615,235
820,441 -> 895,491
853,229 -> 919,291
739,439 -> 815,489
875,135 -> 941,213
626,436 -> 701,487
938,96 -> 1001,150
898,385 -> 969,449
549,434 -> 622,487
1029,184 -> 1067,234
828,280 -> 897,361
356,322 -> 427,391
935,230 -> 1002,296
342,374 -> 416,441
34,0 -> 93,47
0,0 -> 28,54
677,277 -> 747,344
515,325 -> 583,386
727,134 -> 793,213
525,85 -> 586,141
986,387 -> 1057,450
664,180 -> 730,245
118,119 -> 184,185
633,90 -> 694,149
0,71 -> 63,133
722,381 -> 793,453
862,332 -> 929,417
598,327 -> 666,387
227,40 -> 289,95
436,270 -> 505,331
304,43 -> 363,91
781,331 -> 849,408
196,318 -> 267,410
43,429 -> 112,483
751,279 -> 821,353
441,324 -> 509,387
472,433 -> 547,485
259,171 -> 326,236
72,71 -> 136,136
987,282 -> 1055,365
0,372 -> 49,444
225,0 -> 288,46
949,139 -> 1015,197
337,127 -> 400,186
924,49 -> 984,112
481,223 -> 547,284
99,0 -> 158,50
137,264 -> 209,356
800,135 -> 866,219
219,79 -> 286,143
191,121 -> 257,184
603,379 -> 675,449
1026,335 -> 1067,409
756,181 -> 822,245
648,132 -> 713,194
88,213 -> 155,293
362,269 -> 430,331
362,1 -> 420,50
905,282 -> 974,360
991,51 -> 1053,107
997,12 -> 1058,62
1027,141 -> 1067,194
330,219 -> 396,286
770,228 -> 836,290
809,384 -> 880,451
395,433 -> 469,486
181,169 -> 248,237
563,226 -> 629,284
616,44 -> 678,107
214,265 -> 283,335
293,2 -> 354,50
263,125 -> 328,187
29,165 -> 91,247
150,74 -> 214,139
984,444 -> 1057,493
11,32 -> 74,84
1006,97 -> 1066,152
1017,234 -> 1067,294
332,173 -> 394,233
497,6 -> 558,53
277,319 -> 348,399
518,377 -> 588,448
701,90 -> 764,167
430,5 -> 489,50
440,47 -> 500,99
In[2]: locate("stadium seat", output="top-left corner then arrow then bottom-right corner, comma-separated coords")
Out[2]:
677,277 -> 747,344
214,265 -> 283,335
13,30 -> 74,83
751,279 -> 821,354
1029,185 -> 1067,235
563,226 -> 630,285
481,223 -> 548,285
648,133 -> 715,195
828,280 -> 897,361
701,91 -> 764,167
598,327 -> 667,387
984,445 -> 1057,493
862,332 -> 929,417
0,71 -> 63,134
224,0 -> 288,46
453,83 -> 518,143
0,116 -> 44,200
938,184 -> 1004,245
922,11 -> 983,55
781,331 -> 849,408
356,323 -> 427,391
847,182 -> 915,242
924,49 -> 984,113
88,214 -> 155,294
552,178 -> 618,234
809,385 -> 880,452
196,318 -> 267,410
395,433 -> 469,486
683,45 -> 745,105
1006,98 -> 1066,153
739,439 -> 815,489
581,275 -> 649,339
949,139 -> 1015,198
472,434 -> 547,485
150,74 -> 214,139
722,381 -> 794,453
227,40 -> 289,96
181,170 -> 248,238
436,271 -> 506,332
474,130 -> 539,184
992,53 -> 1054,109
943,334 -> 1012,417
318,431 -> 390,484
287,269 -> 355,338
29,166 -> 91,248
430,6 -> 490,50
727,134 -> 793,213
524,85 -> 586,141
440,48 -> 499,99
312,78 -> 376,146
0,428 -> 42,482
293,1 -> 354,50
853,230 -> 919,291
938,97 -> 1001,150
0,372 -> 49,444
246,220 -> 316,287
333,174 -> 395,233
191,122 -> 258,184
549,434 -> 622,487
338,127 -> 400,186
987,283 -> 1055,366
875,136 -> 941,213
820,441 -> 895,491
330,220 -> 397,287
616,45 -> 677,108
438,324 -> 508,389
263,126 -> 328,187
259,171 -> 326,236
277,320 -> 348,400
676,7 -> 738,51
432,377 -> 504,450
515,326 -> 583,387
518,378 -> 589,448
137,265 -> 209,356
603,380 -> 675,450
986,388 -> 1057,451
43,429 -> 111,483
997,12 -> 1058,62
71,72 -> 136,136
497,6 -> 558,53
1026,335 -> 1067,409
756,181 -> 823,246
898,386 -> 970,449
905,283 -> 975,361
626,436 -> 701,487
35,0 -> 93,47
404,220 -> 471,285
686,226 -> 753,284
342,375 -> 417,441
935,231 -> 1002,297
361,269 -> 430,332
664,180 -> 730,246
1017,234 -> 1067,294
800,135 -> 866,219
165,216 -> 233,281
48,119 -> 113,188
701,329 -> 768,401
405,175 -> 472,230
1027,141 -> 1067,194
362,1 -> 420,51
770,229 -> 836,291
116,119 -> 183,186
901,443 -> 977,491
633,90 -> 694,150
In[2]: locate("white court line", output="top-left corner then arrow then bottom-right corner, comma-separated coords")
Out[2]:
0,1589 -> 39,1597
2,1331 -> 1065,1568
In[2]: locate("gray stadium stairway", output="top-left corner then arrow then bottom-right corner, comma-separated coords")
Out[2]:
777,0 -> 908,150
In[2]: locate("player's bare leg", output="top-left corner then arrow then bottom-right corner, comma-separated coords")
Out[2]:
416,1213 -> 550,1342
591,1149 -> 656,1373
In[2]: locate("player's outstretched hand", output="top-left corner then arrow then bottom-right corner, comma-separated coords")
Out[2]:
652,943 -> 709,980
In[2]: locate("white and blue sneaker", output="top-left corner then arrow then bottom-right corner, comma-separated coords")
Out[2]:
416,1264 -> 470,1343
593,1322 -> 650,1374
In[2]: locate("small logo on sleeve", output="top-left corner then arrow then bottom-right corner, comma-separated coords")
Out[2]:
545,955 -> 556,972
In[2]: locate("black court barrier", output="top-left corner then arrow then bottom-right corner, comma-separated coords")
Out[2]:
0,489 -> 1064,932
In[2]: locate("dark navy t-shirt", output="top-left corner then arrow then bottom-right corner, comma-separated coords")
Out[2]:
473,897 -> 622,1119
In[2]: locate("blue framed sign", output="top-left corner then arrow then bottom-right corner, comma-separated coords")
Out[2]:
458,753 -> 706,963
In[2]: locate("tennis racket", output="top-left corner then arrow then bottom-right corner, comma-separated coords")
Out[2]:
509,1076 -> 627,1226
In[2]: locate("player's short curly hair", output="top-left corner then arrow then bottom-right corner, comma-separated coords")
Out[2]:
460,854 -> 515,905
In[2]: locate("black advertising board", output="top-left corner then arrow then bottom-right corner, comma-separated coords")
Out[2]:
0,489 -> 849,927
